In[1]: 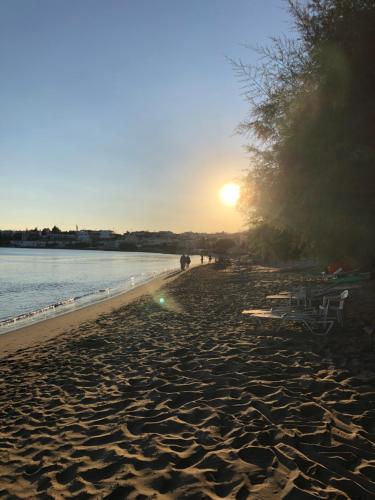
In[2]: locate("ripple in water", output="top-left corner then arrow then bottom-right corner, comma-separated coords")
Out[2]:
0,248 -> 196,333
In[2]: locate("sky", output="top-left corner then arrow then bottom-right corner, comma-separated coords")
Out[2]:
0,0 -> 292,233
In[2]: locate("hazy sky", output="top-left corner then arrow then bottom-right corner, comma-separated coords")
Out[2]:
1,0 -> 291,233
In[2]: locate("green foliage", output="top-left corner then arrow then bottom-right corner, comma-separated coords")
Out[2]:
237,0 -> 375,264
248,223 -> 304,262
212,238 -> 236,255
0,234 -> 11,246
118,242 -> 138,252
74,241 -> 90,249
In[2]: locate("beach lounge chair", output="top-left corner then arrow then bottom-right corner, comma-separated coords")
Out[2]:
242,302 -> 334,335
322,289 -> 349,326
243,287 -> 349,333
267,284 -> 333,308
266,288 -> 307,307
300,283 -> 354,308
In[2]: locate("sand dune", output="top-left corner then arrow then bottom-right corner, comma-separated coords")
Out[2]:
1,265 -> 375,498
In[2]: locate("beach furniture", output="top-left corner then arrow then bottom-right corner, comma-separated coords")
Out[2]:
279,282 -> 353,309
243,288 -> 349,333
266,285 -> 330,308
242,301 -> 334,335
266,282 -> 346,307
321,289 -> 349,326
266,288 -> 307,307
307,284 -> 352,309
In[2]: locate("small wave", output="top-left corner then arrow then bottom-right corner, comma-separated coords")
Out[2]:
0,288 -> 111,329
73,288 -> 110,301
0,297 -> 75,327
0,265 -> 182,334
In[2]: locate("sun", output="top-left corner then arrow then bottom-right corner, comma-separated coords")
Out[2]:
219,183 -> 240,207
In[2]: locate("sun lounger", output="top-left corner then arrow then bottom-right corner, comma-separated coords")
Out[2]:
267,285 -> 332,308
242,302 -> 334,335
243,287 -> 349,333
266,289 -> 307,307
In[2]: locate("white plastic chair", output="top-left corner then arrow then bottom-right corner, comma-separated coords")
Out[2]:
322,289 -> 349,326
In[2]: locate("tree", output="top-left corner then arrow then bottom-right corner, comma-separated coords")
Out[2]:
237,0 -> 375,264
248,223 -> 304,262
213,238 -> 236,255
119,242 -> 138,252
51,226 -> 61,233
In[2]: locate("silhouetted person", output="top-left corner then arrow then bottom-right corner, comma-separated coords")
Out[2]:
208,255 -> 212,263
186,255 -> 191,269
180,254 -> 186,271
200,255 -> 204,264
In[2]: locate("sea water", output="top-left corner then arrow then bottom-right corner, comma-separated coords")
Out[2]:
0,248 -> 197,333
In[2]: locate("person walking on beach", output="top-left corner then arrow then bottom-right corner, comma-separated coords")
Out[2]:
180,254 -> 186,271
208,255 -> 212,263
185,255 -> 191,269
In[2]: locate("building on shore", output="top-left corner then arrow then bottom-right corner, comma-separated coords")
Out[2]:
0,228 -> 246,255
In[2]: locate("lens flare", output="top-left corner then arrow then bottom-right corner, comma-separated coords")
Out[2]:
219,183 -> 240,207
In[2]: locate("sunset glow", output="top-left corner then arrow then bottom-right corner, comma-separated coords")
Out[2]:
219,183 -> 240,207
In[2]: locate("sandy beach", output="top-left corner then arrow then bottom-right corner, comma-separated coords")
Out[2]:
1,264 -> 375,499
0,269 -> 183,358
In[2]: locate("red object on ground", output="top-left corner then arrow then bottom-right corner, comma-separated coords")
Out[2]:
326,261 -> 354,274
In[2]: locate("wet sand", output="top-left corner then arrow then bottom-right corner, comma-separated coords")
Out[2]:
0,270 -> 183,358
1,265 -> 375,498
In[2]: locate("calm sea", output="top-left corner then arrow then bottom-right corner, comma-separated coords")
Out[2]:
0,248 -> 196,333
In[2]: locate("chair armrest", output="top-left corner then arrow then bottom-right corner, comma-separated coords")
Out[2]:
322,295 -> 341,306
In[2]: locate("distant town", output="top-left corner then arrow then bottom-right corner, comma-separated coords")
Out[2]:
0,227 -> 247,256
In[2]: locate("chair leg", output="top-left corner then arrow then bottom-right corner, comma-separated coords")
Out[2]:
326,321 -> 334,333
302,320 -> 314,333
337,310 -> 343,326
304,318 -> 333,335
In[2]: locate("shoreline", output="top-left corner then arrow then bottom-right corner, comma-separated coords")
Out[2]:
1,245 -> 187,254
0,268 -> 175,333
0,268 -> 186,358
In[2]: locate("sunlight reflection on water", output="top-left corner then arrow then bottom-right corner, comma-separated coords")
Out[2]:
0,248 -> 198,332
